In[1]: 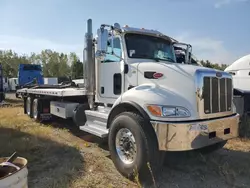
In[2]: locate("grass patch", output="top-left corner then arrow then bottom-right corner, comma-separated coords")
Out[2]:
1,94 -> 250,187
0,107 -> 137,188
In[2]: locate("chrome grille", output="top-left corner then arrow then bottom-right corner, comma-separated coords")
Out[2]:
203,77 -> 232,114
195,69 -> 233,119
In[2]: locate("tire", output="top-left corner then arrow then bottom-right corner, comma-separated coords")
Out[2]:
26,97 -> 33,118
108,112 -> 165,182
23,97 -> 27,114
195,140 -> 227,155
32,98 -> 40,121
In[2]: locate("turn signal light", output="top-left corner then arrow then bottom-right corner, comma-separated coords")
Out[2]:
147,105 -> 162,116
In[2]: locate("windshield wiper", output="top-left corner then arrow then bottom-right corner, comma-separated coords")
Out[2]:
132,54 -> 160,62
133,54 -> 176,63
162,56 -> 175,63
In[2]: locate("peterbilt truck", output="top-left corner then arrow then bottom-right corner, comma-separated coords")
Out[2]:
17,19 -> 239,179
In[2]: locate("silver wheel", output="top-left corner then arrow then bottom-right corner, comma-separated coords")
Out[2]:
33,99 -> 38,119
115,128 -> 137,165
26,97 -> 31,116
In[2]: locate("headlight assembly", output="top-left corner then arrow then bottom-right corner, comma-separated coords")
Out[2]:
146,105 -> 190,118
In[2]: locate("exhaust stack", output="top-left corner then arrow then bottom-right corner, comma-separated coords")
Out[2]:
84,19 -> 95,108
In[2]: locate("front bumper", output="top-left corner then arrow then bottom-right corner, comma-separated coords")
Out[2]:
151,113 -> 240,151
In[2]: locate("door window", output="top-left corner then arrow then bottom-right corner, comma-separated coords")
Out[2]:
102,37 -> 122,63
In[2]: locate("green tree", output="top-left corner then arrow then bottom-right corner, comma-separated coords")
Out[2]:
199,59 -> 228,71
69,52 -> 83,79
0,50 -> 31,77
36,49 -> 71,77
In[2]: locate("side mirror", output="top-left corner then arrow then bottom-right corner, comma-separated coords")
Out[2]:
185,44 -> 192,64
95,28 -> 109,61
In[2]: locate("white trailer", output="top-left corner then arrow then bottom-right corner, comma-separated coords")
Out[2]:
17,19 -> 239,179
43,77 -> 58,85
225,54 -> 250,91
8,78 -> 18,91
2,77 -> 9,92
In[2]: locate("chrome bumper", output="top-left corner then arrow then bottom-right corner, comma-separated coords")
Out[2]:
151,113 -> 240,151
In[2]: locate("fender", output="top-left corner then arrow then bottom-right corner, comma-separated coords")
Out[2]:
107,101 -> 150,128
111,83 -> 197,122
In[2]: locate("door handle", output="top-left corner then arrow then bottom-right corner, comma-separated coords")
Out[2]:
124,64 -> 129,74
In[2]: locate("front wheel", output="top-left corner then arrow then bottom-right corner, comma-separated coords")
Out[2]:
108,112 -> 165,181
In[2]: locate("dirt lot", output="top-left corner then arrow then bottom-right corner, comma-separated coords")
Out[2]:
1,93 -> 250,188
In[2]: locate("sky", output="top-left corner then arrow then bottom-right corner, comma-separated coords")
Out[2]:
0,0 -> 249,65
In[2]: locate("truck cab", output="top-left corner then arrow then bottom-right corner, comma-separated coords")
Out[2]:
17,64 -> 44,89
91,22 -> 239,177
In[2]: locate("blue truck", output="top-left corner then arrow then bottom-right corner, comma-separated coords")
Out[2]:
16,64 -> 44,98
17,64 -> 44,88
0,63 -> 4,102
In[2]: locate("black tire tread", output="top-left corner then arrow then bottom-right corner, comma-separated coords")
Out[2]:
109,111 -> 165,181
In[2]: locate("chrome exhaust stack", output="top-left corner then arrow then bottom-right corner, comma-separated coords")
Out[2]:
84,19 -> 95,109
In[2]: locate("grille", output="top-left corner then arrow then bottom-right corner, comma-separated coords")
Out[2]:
203,77 -> 232,114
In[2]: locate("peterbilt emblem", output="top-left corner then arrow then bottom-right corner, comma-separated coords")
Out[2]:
153,72 -> 163,79
216,72 -> 222,78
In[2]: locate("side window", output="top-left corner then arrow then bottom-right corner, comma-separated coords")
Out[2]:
103,37 -> 122,63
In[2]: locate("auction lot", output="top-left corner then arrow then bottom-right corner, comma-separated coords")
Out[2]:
1,93 -> 250,188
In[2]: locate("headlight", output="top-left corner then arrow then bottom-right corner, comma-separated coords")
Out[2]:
146,105 -> 190,118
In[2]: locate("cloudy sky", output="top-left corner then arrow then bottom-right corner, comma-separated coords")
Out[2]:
0,0 -> 249,64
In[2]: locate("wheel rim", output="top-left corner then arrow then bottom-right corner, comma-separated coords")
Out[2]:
115,128 -> 137,165
33,100 -> 38,118
26,98 -> 31,115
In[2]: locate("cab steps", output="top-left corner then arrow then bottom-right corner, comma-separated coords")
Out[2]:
79,106 -> 111,138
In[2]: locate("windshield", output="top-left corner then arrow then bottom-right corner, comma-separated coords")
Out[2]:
125,33 -> 176,62
20,64 -> 42,71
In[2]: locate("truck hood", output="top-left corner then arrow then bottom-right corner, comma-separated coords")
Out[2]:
136,62 -> 217,118
137,62 -> 214,88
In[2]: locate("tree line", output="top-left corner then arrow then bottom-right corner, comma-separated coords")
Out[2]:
0,49 -> 83,79
199,60 -> 228,71
0,49 -> 228,79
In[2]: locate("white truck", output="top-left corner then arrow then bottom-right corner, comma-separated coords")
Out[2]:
225,54 -> 250,91
17,19 -> 239,179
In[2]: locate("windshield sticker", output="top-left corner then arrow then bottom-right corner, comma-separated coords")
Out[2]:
130,50 -> 135,57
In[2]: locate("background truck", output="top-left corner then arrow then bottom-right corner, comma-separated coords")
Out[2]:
16,64 -> 44,98
8,78 -> 18,92
17,19 -> 240,179
0,63 -> 4,102
224,54 -> 250,91
16,64 -> 44,89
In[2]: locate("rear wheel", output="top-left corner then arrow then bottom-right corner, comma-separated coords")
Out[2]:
26,97 -> 33,118
108,112 -> 165,182
32,98 -> 40,121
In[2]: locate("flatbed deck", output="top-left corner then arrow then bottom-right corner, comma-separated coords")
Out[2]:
17,87 -> 87,97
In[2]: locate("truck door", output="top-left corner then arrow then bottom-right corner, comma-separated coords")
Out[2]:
98,36 -> 124,101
